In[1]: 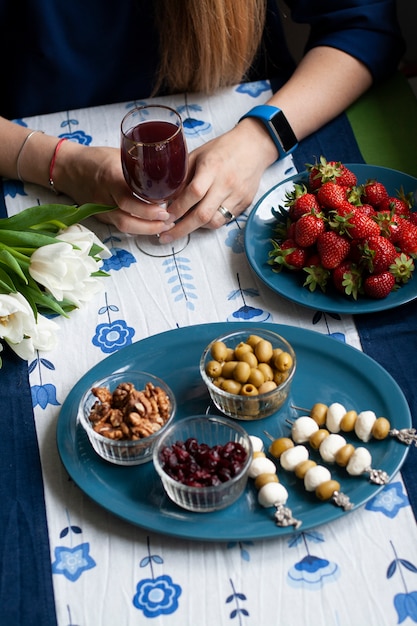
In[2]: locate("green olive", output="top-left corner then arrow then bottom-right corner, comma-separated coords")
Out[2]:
254,472 -> 279,490
269,437 -> 294,459
295,459 -> 317,479
372,417 -> 391,440
224,347 -> 235,361
258,380 -> 277,394
233,361 -> 251,383
239,351 -> 258,368
205,360 -> 223,378
221,379 -> 242,395
254,339 -> 273,363
273,370 -> 289,385
234,342 -> 253,360
257,363 -> 274,381
246,334 -> 263,348
335,444 -> 355,467
340,410 -> 358,432
240,383 -> 259,396
310,403 -> 328,426
273,350 -> 293,372
221,361 -> 238,378
315,479 -> 340,501
309,429 -> 329,450
247,367 -> 265,388
211,340 -> 228,362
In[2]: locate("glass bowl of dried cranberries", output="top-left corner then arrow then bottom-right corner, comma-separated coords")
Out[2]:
153,415 -> 253,512
78,371 -> 176,465
200,328 -> 296,420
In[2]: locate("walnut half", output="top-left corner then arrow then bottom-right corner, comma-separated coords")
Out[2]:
89,380 -> 171,441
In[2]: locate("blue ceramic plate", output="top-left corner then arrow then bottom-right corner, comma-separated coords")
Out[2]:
245,164 -> 417,314
57,322 -> 411,542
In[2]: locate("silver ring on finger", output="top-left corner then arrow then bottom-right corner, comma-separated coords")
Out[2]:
218,205 -> 235,221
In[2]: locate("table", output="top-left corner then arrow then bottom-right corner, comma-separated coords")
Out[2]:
1,74 -> 417,626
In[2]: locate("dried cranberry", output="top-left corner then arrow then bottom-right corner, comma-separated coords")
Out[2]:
160,438 -> 247,486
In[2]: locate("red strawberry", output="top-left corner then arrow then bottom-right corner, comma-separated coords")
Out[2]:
294,212 -> 326,248
317,231 -> 350,269
363,271 -> 395,299
396,220 -> 417,255
409,212 -> 417,227
285,183 -> 320,221
355,203 -> 376,218
332,260 -> 362,300
329,208 -> 380,239
317,183 -> 348,211
345,212 -> 380,239
379,188 -> 413,217
268,238 -> 308,271
362,235 -> 398,274
362,180 -> 389,208
307,156 -> 357,189
374,210 -> 403,242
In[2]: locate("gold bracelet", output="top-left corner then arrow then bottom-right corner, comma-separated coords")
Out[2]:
16,129 -> 45,182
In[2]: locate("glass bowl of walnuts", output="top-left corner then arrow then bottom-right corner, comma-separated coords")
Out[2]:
153,414 -> 253,512
78,371 -> 176,465
200,328 -> 296,420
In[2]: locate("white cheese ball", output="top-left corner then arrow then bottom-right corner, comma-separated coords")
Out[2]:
291,416 -> 319,443
258,482 -> 288,508
249,435 -> 264,453
346,447 -> 372,476
355,411 -> 377,442
280,445 -> 309,472
326,402 -> 346,433
304,465 -> 332,492
319,433 -> 346,463
248,456 -> 276,479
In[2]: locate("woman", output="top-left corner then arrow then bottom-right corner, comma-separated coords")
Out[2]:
0,0 -> 405,243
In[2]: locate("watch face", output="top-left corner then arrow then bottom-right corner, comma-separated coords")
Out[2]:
269,110 -> 298,153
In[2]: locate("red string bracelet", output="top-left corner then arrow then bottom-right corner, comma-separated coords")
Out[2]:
48,137 -> 68,194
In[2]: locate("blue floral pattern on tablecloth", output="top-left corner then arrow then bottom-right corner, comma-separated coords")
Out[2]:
133,537 -> 181,618
287,531 -> 340,589
51,512 -> 96,582
365,481 -> 409,517
388,540 -> 417,623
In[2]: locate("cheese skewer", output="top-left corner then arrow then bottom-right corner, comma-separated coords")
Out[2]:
291,403 -> 417,446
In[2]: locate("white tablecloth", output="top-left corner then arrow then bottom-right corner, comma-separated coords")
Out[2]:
5,81 -> 417,626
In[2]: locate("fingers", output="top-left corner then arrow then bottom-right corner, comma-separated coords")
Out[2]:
97,207 -> 175,236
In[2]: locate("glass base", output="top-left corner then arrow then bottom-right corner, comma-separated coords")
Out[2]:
135,234 -> 190,257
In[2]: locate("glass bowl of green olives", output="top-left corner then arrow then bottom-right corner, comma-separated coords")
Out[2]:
153,414 -> 253,512
78,371 -> 176,465
200,328 -> 296,421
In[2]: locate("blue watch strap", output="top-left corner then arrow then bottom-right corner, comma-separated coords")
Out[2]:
239,105 -> 298,159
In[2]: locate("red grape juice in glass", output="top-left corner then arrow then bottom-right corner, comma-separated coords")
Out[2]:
121,116 -> 188,204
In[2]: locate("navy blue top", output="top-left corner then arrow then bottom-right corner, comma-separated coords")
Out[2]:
0,0 -> 405,119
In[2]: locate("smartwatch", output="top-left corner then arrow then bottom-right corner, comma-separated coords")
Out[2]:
239,105 -> 298,159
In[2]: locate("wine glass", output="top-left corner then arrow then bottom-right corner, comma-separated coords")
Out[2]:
120,104 -> 190,256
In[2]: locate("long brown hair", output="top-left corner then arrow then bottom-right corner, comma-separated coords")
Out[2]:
153,0 -> 267,95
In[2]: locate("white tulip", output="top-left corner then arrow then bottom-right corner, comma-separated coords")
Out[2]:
58,223 -> 111,259
0,292 -> 36,344
29,236 -> 105,306
8,313 -> 59,360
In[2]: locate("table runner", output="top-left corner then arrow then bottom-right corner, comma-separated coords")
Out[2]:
0,342 -> 58,626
